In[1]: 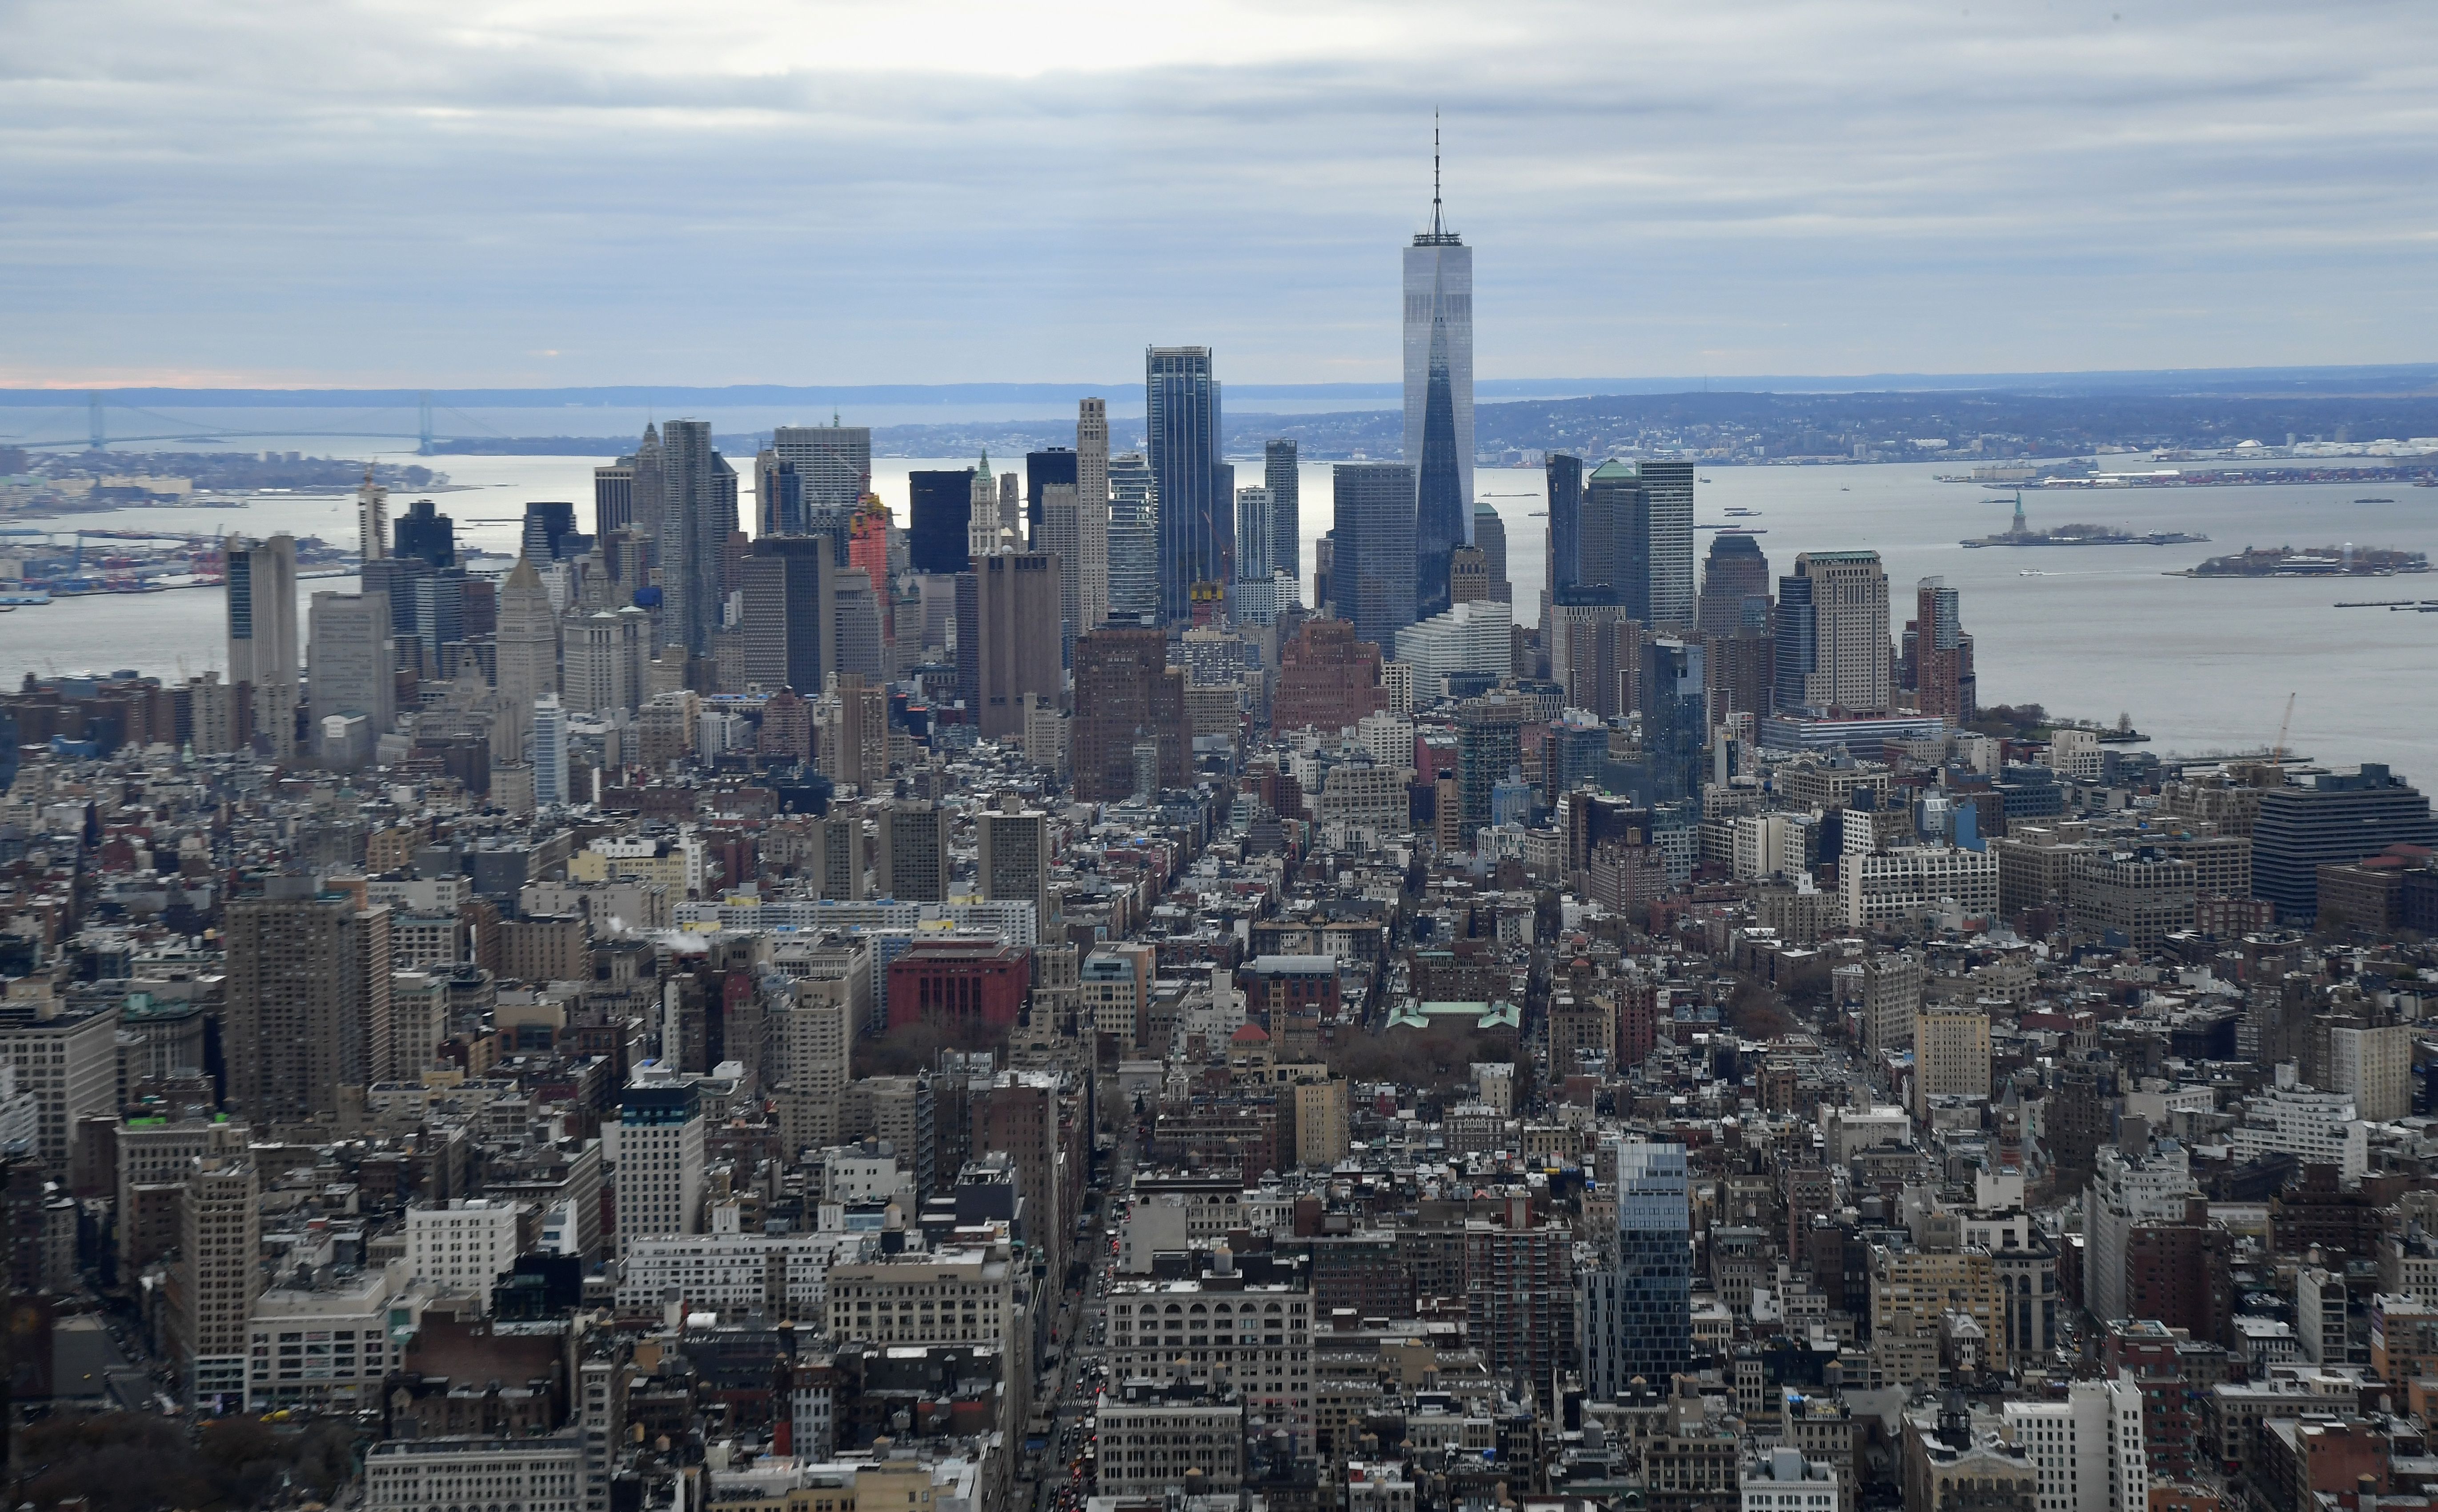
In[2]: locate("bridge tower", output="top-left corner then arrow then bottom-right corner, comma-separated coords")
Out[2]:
88,392 -> 105,451
418,391 -> 434,455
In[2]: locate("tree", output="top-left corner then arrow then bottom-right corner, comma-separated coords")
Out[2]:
1724,980 -> 1796,1040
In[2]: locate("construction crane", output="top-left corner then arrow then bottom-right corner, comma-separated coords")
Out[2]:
2271,692 -> 2296,765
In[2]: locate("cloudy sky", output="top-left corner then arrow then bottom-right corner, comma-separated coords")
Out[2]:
4,0 -> 2436,388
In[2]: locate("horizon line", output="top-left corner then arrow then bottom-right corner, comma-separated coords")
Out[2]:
3,360 -> 2438,408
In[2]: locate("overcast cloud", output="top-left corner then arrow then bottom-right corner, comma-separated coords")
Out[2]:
3,0 -> 2435,388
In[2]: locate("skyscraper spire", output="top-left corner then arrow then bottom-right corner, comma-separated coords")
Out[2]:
1404,109 -> 1473,607
1416,112 -> 1459,247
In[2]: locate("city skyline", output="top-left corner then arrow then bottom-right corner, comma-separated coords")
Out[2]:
8,1 -> 2438,388
12,4 -> 2438,1496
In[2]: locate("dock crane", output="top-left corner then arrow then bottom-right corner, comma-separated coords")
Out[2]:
2271,692 -> 2296,766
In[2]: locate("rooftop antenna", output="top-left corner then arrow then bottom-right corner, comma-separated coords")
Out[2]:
1432,110 -> 1444,238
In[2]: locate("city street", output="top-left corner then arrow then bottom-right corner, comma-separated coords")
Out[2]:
1023,1138 -> 1129,1512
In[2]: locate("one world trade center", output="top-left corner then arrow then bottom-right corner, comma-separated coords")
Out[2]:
1403,127 -> 1473,623
1414,125 -> 1463,624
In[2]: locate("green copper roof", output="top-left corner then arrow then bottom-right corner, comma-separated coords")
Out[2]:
1588,460 -> 1640,480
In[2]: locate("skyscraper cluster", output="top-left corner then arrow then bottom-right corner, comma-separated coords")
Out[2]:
27,123 -> 2438,1512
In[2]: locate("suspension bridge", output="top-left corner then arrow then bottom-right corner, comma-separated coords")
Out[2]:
0,390 -> 515,453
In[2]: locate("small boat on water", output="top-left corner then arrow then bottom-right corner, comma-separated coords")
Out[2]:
2356,497 -> 2396,504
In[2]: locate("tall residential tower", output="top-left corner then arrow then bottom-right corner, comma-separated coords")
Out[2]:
1076,399 -> 1112,634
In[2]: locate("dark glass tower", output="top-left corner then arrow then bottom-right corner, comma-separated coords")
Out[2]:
1264,440 -> 1301,587
1414,346 -> 1465,621
907,469 -> 974,575
1582,1139 -> 1692,1397
1545,453 -> 1584,605
521,501 -> 578,563
761,457 -> 807,537
659,420 -> 737,658
1025,448 -> 1078,541
1330,462 -> 1417,651
1635,637 -> 1706,807
1147,346 -> 1225,624
394,498 -> 456,570
1773,574 -> 1816,714
1586,461 -> 1648,618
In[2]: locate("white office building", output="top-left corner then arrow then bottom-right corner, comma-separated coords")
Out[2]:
2327,1023 -> 2414,1124
1740,1447 -> 1840,1512
246,1260 -> 425,1413
1394,600 -> 1511,684
532,693 -> 569,807
363,1434 -> 586,1512
2229,1076 -> 2367,1181
1842,844 -> 2000,927
617,1229 -> 872,1319
2002,1376 -> 2147,1512
612,1078 -> 706,1251
406,1198 -> 532,1310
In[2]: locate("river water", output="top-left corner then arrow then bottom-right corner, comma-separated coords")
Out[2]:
4,451 -> 2431,776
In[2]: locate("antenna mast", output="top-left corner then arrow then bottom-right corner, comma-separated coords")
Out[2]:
1415,111 -> 1459,246
1431,110 -> 1443,238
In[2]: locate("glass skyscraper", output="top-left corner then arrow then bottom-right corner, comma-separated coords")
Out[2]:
907,469 -> 974,576
1579,1138 -> 1692,1397
1637,460 -> 1698,628
1635,637 -> 1707,808
1264,439 -> 1300,589
659,419 -> 736,658
770,422 -> 872,516
1235,487 -> 1275,581
1147,346 -> 1226,624
1329,462 -> 1417,652
1025,447 -> 1078,541
1544,452 -> 1583,635
1581,459 -> 1696,630
1404,148 -> 1472,620
1106,452 -> 1159,626
1773,574 -> 1817,715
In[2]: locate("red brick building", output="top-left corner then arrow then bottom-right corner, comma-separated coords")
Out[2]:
2125,1199 -> 2236,1346
1150,1103 -> 1277,1177
2106,1319 -> 2225,1483
1238,955 -> 1341,1056
1271,618 -> 1385,736
1616,977 -> 1660,1066
1309,1232 -> 1414,1324
968,1071 -> 1081,1276
1463,1221 -> 1576,1389
1071,625 -> 1187,802
886,937 -> 1031,1033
